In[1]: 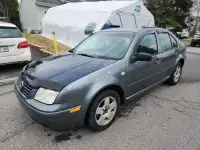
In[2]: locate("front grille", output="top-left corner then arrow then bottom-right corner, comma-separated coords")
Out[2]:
17,78 -> 33,98
21,82 -> 32,97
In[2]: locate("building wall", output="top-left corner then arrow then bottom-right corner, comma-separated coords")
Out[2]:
37,6 -> 50,31
19,0 -> 39,31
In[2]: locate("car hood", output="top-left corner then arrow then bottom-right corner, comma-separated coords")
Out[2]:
24,53 -> 116,89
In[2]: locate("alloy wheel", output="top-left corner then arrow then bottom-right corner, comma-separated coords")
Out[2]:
95,96 -> 117,126
174,66 -> 181,83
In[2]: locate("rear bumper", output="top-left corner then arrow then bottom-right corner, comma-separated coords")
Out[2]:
0,49 -> 31,65
14,84 -> 84,130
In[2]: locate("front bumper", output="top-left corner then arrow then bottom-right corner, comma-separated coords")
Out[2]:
14,83 -> 84,130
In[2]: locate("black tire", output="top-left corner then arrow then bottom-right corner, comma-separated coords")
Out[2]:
87,90 -> 120,132
166,62 -> 183,85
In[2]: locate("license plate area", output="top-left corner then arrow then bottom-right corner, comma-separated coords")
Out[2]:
0,46 -> 9,53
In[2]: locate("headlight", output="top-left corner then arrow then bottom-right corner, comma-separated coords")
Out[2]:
34,88 -> 59,105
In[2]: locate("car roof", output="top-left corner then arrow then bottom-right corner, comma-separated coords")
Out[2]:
99,27 -> 169,33
0,21 -> 17,28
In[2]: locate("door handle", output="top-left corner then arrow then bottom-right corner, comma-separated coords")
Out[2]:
156,59 -> 161,64
175,51 -> 179,55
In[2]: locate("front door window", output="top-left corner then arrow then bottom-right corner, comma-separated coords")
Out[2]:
137,33 -> 158,55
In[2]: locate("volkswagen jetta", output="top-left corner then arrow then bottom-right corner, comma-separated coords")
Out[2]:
14,28 -> 186,131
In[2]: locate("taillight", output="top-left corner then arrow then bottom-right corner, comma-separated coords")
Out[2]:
18,41 -> 29,49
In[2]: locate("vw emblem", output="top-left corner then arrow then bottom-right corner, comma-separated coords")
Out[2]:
21,81 -> 24,87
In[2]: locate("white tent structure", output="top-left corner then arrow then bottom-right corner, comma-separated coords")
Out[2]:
42,1 -> 154,47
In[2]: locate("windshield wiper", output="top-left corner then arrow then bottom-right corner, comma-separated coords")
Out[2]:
68,49 -> 74,53
77,53 -> 95,58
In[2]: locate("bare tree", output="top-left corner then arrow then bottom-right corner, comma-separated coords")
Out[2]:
0,1 -> 10,21
0,2 -> 6,17
189,0 -> 200,35
192,0 -> 200,17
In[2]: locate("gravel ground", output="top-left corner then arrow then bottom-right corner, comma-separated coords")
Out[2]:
0,82 -> 200,150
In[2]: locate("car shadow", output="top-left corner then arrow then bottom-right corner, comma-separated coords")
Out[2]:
118,84 -> 168,118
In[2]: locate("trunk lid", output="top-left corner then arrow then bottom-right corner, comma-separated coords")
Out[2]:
0,26 -> 28,57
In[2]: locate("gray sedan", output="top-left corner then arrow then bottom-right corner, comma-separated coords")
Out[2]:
14,28 -> 186,131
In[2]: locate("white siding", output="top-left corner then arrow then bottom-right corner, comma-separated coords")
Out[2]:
37,6 -> 49,31
19,0 -> 51,31
19,0 -> 39,31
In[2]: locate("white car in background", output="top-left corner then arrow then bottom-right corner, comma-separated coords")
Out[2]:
177,29 -> 189,39
0,21 -> 31,65
181,29 -> 189,38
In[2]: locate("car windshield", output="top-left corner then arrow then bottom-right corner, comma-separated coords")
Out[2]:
0,26 -> 23,38
74,32 -> 135,60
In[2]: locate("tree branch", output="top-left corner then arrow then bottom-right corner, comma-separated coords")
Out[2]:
0,2 -> 6,17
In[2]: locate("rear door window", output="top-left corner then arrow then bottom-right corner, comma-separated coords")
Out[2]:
158,33 -> 172,53
0,27 -> 23,38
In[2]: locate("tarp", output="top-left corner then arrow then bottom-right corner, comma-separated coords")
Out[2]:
42,1 -> 154,47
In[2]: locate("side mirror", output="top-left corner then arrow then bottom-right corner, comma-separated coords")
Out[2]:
173,43 -> 178,48
85,29 -> 94,35
131,52 -> 152,63
84,23 -> 96,35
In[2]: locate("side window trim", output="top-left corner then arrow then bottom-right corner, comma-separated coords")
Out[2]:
169,34 -> 178,49
135,32 -> 159,56
157,32 -> 173,54
169,33 -> 173,49
153,33 -> 159,55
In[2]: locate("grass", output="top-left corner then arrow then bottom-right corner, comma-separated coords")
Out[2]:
24,33 -> 71,54
181,38 -> 192,46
